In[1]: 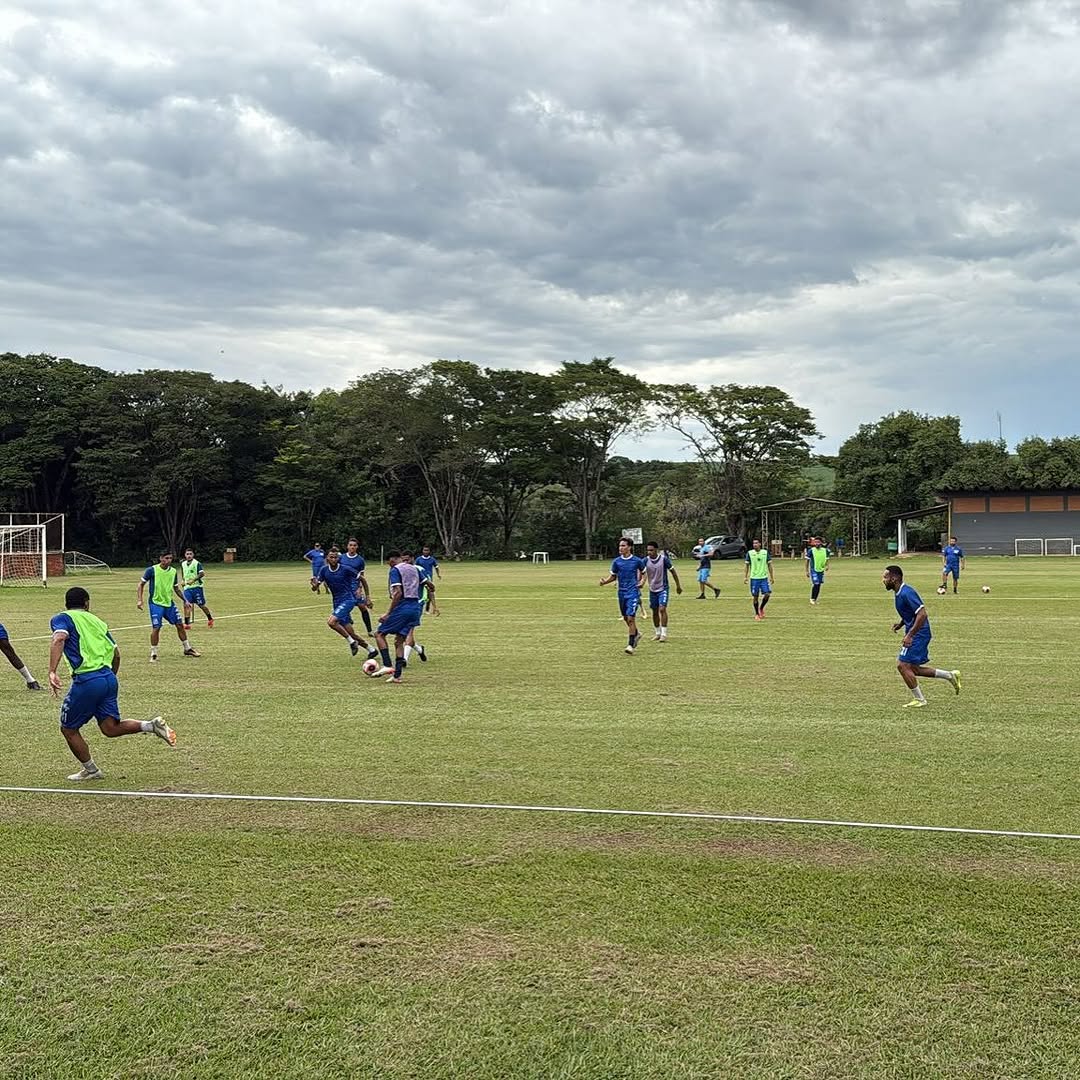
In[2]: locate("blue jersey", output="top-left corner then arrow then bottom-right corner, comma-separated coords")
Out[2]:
894,583 -> 931,642
305,548 -> 326,571
317,564 -> 360,606
610,555 -> 646,594
339,552 -> 366,578
942,544 -> 963,567
415,554 -> 438,578
389,562 -> 429,603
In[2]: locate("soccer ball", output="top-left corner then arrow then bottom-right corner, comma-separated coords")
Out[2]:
981,585 -> 991,594
936,586 -> 946,595
362,658 -> 379,676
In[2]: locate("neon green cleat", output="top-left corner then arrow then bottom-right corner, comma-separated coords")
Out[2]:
902,699 -> 928,709
951,670 -> 962,695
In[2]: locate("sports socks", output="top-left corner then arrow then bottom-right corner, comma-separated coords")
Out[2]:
379,647 -> 392,667
911,686 -> 926,701
811,584 -> 822,601
360,608 -> 373,633
18,665 -> 35,685
394,656 -> 405,678
139,720 -> 154,732
932,669 -> 953,680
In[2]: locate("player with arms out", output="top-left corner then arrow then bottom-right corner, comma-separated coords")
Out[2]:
744,538 -> 775,620
180,548 -> 214,629
805,537 -> 830,605
883,564 -> 961,709
339,538 -> 375,635
315,547 -> 377,660
0,615 -> 43,690
644,541 -> 681,640
941,536 -> 965,594
600,538 -> 647,653
305,543 -> 327,593
136,551 -> 200,663
48,586 -> 175,781
371,551 -> 431,683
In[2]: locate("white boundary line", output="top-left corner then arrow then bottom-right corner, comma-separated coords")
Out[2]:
1,785 -> 1078,841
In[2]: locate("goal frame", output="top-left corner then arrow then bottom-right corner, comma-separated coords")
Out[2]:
0,524 -> 48,586
1044,537 -> 1075,557
1014,538 -> 1044,557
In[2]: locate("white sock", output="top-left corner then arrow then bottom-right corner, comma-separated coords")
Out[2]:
84,759 -> 100,773
403,644 -> 414,662
183,640 -> 194,652
911,686 -> 926,701
932,669 -> 953,680
151,646 -> 158,655
19,665 -> 34,683
139,720 -> 154,732
660,627 -> 667,638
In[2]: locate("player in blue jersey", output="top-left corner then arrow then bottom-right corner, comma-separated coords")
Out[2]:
415,545 -> 441,612
314,547 -> 377,660
940,536 -> 965,594
305,543 -> 327,592
644,541 -> 682,641
339,537 -> 374,634
883,565 -> 961,708
371,551 -> 432,683
0,616 -> 43,690
401,551 -> 436,664
48,586 -> 175,781
695,538 -> 721,599
600,538 -> 647,653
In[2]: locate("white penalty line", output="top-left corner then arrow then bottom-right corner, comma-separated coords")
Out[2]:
1,786 -> 1078,841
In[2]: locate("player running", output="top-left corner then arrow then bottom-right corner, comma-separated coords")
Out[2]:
314,547 -> 377,660
136,551 -> 200,663
0,616 -> 43,690
339,538 -> 374,634
883,564 -> 961,709
48,585 -> 176,781
305,543 -> 327,592
695,540 -> 721,599
180,548 -> 214,629
400,551 -> 436,664
644,541 -> 682,641
805,537 -> 830,605
744,538 -> 775,620
372,551 -> 432,683
941,536 -> 965,594
600,538 -> 647,653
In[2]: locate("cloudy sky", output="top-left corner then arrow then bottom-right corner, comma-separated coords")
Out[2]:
2,0 -> 1078,455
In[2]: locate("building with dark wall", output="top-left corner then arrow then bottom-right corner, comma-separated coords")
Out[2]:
941,490 -> 1080,556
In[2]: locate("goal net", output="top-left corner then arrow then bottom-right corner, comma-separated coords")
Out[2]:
1045,537 -> 1075,557
64,550 -> 113,574
0,524 -> 47,586
1014,538 -> 1044,556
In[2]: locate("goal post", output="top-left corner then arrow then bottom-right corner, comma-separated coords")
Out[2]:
0,524 -> 48,586
64,550 -> 113,574
1044,538 -> 1074,557
1014,538 -> 1044,557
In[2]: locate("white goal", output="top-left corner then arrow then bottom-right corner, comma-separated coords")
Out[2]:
0,524 -> 47,586
1045,537 -> 1075,557
1014,538 -> 1044,556
64,550 -> 113,574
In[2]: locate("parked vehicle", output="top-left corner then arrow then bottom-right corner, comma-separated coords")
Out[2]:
691,535 -> 748,560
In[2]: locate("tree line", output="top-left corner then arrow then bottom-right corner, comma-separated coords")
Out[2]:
2,353 -> 1077,563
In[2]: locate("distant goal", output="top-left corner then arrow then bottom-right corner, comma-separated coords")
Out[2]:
64,550 -> 113,575
0,524 -> 47,586
1014,537 -> 1076,557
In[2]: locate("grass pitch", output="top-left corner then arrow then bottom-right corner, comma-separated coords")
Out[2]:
2,556 -> 1079,1078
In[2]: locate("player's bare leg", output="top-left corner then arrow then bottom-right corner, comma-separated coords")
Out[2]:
651,606 -> 662,639
176,623 -> 199,658
1,639 -> 42,689
624,614 -> 640,654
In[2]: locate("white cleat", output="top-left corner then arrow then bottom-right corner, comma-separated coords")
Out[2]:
625,644 -> 636,654
67,765 -> 105,782
653,631 -> 662,640
149,716 -> 177,747
372,666 -> 394,678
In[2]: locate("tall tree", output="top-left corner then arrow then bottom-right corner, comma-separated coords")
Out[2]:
551,358 -> 651,556
654,383 -> 820,538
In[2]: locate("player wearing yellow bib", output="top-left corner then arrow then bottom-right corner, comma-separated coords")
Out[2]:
805,537 -> 830,605
136,550 -> 201,663
743,539 -> 775,620
181,547 -> 214,629
48,586 -> 176,781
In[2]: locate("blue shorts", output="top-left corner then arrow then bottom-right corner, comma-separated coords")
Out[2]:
378,602 -> 422,637
898,637 -> 931,667
183,587 -> 206,606
618,592 -> 640,618
809,570 -> 825,586
310,564 -> 326,579
648,589 -> 669,610
60,670 -> 120,731
330,598 -> 356,624
149,602 -> 182,629
943,566 -> 960,580
0,622 -> 7,641
697,568 -> 711,584
750,579 -> 771,596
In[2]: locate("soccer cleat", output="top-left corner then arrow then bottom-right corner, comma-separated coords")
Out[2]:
372,665 -> 394,678
184,648 -> 201,658
386,675 -> 403,684
653,630 -> 662,640
624,644 -> 636,654
951,670 -> 962,695
754,613 -> 762,621
902,699 -> 928,709
416,644 -> 427,662
149,654 -> 159,664
26,680 -> 44,691
67,765 -> 105,782
695,595 -> 706,600
149,716 -> 177,747
349,641 -> 360,657
207,619 -> 214,628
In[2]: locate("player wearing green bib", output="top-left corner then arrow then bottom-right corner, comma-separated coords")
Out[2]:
805,537 -> 830,605
743,539 -> 775,620
49,585 -> 176,781
181,547 -> 214,629
136,551 -> 201,663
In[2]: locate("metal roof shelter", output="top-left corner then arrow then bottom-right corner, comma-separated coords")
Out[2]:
757,496 -> 870,557
892,503 -> 949,555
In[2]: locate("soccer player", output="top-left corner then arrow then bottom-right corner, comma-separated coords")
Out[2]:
600,538 -> 647,653
883,564 -> 961,709
314,547 -> 377,660
305,543 -> 327,592
372,551 -> 430,683
415,544 -> 441,612
941,536 -> 965,594
644,541 -> 682,640
339,537 -> 374,634
180,548 -> 214,629
136,551 -> 200,663
805,537 -> 830,605
744,538 -> 775,620
401,551 -> 436,664
48,585 -> 175,781
0,618 -> 43,690
695,542 -> 721,599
